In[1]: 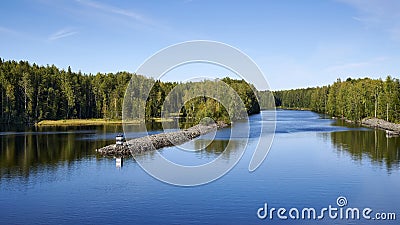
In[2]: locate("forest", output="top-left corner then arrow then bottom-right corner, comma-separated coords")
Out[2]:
1,58 -> 399,125
0,58 -> 267,124
273,77 -> 400,123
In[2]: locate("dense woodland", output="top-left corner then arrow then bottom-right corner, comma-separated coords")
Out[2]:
0,59 -> 266,124
273,77 -> 400,123
1,58 -> 399,125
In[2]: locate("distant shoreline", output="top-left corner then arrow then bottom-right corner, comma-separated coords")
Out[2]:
329,116 -> 400,133
276,107 -> 400,133
32,109 -> 400,133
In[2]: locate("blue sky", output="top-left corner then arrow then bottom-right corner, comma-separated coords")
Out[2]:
0,0 -> 399,90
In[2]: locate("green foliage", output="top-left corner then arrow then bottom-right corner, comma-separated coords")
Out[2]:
273,77 -> 400,123
0,59 -> 136,123
0,58 -> 262,124
144,78 -> 259,123
273,87 -> 315,109
182,97 -> 230,124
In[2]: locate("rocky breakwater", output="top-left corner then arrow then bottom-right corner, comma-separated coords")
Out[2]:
96,121 -> 228,156
362,118 -> 400,136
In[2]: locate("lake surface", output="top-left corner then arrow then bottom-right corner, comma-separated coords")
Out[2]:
1,110 -> 399,224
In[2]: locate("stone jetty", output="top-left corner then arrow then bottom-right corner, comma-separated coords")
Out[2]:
362,118 -> 400,136
96,121 -> 228,156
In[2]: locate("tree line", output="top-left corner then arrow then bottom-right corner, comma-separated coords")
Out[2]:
0,58 -> 266,124
5,58 -> 395,125
273,77 -> 400,123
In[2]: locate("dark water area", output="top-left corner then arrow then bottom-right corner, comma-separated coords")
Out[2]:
0,110 -> 399,224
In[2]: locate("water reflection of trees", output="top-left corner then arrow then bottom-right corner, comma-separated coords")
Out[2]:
323,130 -> 400,171
0,124 -> 245,177
194,139 -> 228,153
193,139 -> 246,160
133,139 -> 245,165
0,126 -> 116,178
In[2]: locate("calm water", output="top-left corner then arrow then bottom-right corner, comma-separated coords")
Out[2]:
1,110 -> 399,224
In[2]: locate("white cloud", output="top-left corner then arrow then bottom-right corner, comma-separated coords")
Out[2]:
48,28 -> 78,41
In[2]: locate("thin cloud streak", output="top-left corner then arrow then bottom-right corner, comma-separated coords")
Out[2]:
73,0 -> 184,39
75,0 -> 155,26
49,28 -> 78,41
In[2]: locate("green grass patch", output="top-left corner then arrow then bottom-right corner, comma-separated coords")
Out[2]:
36,119 -> 141,126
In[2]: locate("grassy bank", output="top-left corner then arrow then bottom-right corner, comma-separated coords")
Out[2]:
36,119 -> 127,126
276,106 -> 312,111
35,117 -> 178,126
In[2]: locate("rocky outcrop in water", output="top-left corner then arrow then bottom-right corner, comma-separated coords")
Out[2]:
361,118 -> 400,134
96,121 -> 228,156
